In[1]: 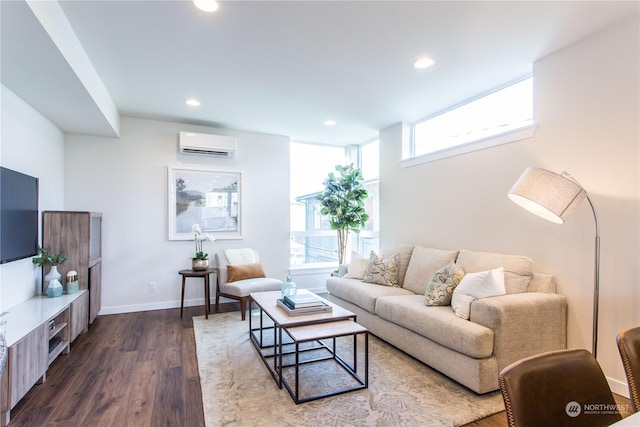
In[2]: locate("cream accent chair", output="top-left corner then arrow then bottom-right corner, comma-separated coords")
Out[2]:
214,249 -> 282,320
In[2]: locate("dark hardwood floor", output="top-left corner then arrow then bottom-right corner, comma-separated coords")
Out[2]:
7,304 -> 633,426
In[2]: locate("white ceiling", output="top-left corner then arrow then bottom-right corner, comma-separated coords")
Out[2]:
2,1 -> 638,145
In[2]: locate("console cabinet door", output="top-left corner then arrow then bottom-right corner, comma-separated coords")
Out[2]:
70,292 -> 89,341
8,325 -> 46,408
89,263 -> 101,324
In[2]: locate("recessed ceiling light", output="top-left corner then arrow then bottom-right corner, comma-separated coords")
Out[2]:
323,120 -> 336,126
185,98 -> 201,107
414,57 -> 435,69
194,0 -> 219,12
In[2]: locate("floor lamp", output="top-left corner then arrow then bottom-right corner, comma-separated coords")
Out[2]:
508,167 -> 601,358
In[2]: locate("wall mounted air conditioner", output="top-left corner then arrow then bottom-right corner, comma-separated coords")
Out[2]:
179,131 -> 237,158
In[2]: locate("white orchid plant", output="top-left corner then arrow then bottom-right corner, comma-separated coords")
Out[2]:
192,224 -> 215,260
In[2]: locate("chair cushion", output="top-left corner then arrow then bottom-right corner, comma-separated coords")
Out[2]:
227,263 -> 266,282
220,277 -> 282,297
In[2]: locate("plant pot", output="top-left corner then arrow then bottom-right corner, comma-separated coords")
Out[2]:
192,259 -> 209,271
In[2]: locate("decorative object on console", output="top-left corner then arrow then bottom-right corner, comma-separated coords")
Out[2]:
33,247 -> 67,296
66,270 -> 79,294
46,278 -> 64,298
508,167 -> 600,357
316,164 -> 369,265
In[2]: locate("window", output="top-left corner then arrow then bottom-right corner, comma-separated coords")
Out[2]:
408,77 -> 534,164
290,141 -> 379,267
290,143 -> 345,266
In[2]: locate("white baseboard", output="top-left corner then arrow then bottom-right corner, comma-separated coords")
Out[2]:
98,296 -> 236,316
608,376 -> 630,399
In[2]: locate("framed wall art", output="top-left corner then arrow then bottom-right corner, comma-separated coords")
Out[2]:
168,167 -> 242,240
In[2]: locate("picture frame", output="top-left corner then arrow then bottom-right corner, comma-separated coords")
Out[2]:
168,167 -> 242,240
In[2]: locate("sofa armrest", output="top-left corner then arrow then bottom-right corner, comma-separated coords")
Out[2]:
470,292 -> 567,372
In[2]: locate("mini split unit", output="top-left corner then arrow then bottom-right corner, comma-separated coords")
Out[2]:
179,131 -> 237,158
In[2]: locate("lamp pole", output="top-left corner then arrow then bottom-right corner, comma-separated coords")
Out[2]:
585,193 -> 600,358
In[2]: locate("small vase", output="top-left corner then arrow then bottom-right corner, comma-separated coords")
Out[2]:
192,259 -> 209,271
46,279 -> 63,298
44,265 -> 62,294
66,271 -> 79,294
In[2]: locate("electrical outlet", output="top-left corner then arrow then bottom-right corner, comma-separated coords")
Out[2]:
148,282 -> 157,292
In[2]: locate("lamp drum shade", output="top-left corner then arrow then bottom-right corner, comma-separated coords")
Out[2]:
508,167 -> 586,224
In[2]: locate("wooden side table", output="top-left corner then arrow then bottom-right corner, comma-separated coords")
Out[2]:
179,268 -> 217,319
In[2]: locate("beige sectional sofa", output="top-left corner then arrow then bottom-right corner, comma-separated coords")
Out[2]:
325,244 -> 567,394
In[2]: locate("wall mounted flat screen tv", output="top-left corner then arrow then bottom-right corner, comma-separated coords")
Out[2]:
1,167 -> 39,264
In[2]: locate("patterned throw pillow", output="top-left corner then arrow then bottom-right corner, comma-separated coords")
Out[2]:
363,251 -> 400,287
424,262 -> 465,306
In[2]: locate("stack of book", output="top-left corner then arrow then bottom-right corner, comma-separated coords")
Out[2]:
277,292 -> 332,316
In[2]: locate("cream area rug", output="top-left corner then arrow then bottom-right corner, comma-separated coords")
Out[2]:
193,311 -> 505,427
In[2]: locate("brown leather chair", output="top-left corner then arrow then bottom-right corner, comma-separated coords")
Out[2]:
499,348 -> 622,427
617,326 -> 640,412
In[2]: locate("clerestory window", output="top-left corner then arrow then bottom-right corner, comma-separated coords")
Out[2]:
405,77 -> 535,166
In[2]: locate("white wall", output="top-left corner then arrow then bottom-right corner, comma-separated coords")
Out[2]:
64,116 -> 290,314
380,15 -> 639,395
0,85 -> 65,311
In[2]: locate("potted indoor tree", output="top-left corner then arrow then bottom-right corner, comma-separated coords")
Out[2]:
317,164 -> 369,265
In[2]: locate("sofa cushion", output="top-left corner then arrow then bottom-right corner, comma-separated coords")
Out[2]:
375,294 -> 495,358
364,251 -> 400,287
343,251 -> 369,279
455,249 -> 533,294
326,276 -> 414,314
403,246 -> 460,295
424,261 -> 465,306
451,267 -> 506,320
379,243 -> 415,287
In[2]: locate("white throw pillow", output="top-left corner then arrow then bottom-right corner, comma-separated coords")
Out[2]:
343,251 -> 369,279
451,267 -> 506,320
